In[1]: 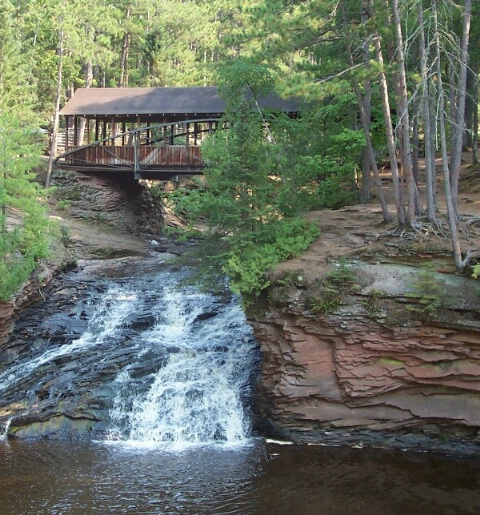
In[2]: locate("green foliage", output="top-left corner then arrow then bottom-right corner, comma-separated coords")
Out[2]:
306,286 -> 342,315
325,258 -> 357,290
406,265 -> 447,316
56,199 -> 71,210
472,264 -> 480,279
306,259 -> 358,315
216,58 -> 275,108
0,254 -> 35,301
0,111 -> 52,301
167,62 -> 320,298
163,225 -> 201,242
222,218 -> 319,296
180,216 -> 319,298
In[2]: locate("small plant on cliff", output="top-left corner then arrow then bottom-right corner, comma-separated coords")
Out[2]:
306,286 -> 342,315
406,264 -> 446,315
364,289 -> 384,318
473,264 -> 480,280
304,260 -> 358,316
56,199 -> 71,211
275,269 -> 305,288
325,258 -> 358,291
59,225 -> 71,244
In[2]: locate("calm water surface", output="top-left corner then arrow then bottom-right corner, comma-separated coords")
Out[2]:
0,439 -> 479,515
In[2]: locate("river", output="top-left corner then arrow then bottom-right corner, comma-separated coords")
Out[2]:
0,439 -> 479,514
0,259 -> 479,514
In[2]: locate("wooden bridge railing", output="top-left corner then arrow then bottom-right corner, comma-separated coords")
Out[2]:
56,119 -> 224,178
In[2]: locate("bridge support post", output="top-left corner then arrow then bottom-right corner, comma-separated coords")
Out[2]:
134,132 -> 140,179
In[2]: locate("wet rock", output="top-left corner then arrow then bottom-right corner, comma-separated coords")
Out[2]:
123,312 -> 157,330
129,355 -> 167,379
193,310 -> 219,323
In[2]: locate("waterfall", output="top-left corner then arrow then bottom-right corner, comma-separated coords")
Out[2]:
107,284 -> 257,447
0,418 -> 12,441
0,285 -> 141,395
0,268 -> 257,445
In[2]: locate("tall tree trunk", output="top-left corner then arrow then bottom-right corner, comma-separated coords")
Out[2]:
45,28 -> 64,189
359,0 -> 372,204
432,0 -> 464,272
119,6 -> 131,88
354,82 -> 392,223
473,65 -> 479,165
391,0 -> 416,226
412,94 -> 420,188
119,32 -> 130,88
370,0 -> 405,226
77,61 -> 93,145
342,0 -> 390,222
465,67 -> 475,149
449,0 -> 472,211
418,2 -> 436,222
360,147 -> 371,204
411,94 -> 422,215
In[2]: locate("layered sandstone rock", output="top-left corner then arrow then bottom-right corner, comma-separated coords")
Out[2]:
0,264 -> 57,349
251,263 -> 480,442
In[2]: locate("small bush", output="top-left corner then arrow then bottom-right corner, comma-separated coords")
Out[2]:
56,200 -> 71,210
406,265 -> 447,315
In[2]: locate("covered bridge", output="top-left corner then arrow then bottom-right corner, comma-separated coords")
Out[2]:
57,87 -> 298,180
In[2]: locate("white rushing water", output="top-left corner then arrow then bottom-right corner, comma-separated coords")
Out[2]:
0,418 -> 12,441
0,270 -> 257,448
0,286 -> 141,395
107,286 -> 257,448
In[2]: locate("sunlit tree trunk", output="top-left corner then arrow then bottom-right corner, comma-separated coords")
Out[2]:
473,67 -> 479,165
359,0 -> 372,204
432,0 -> 464,271
370,0 -> 405,226
343,0 -> 390,222
77,60 -> 93,145
46,26 -> 64,189
119,5 -> 131,88
418,2 -> 436,222
391,0 -> 416,226
449,0 -> 472,212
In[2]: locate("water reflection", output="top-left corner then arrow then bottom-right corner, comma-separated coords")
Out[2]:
0,439 -> 479,515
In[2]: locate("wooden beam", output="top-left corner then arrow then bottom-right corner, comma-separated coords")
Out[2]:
87,118 -> 91,144
111,118 -> 116,146
74,116 -> 78,146
65,116 -> 70,149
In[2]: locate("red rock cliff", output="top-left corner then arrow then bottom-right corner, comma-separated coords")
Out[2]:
250,262 -> 480,442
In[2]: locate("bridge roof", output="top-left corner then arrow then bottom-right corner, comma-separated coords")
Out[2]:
60,87 -> 298,119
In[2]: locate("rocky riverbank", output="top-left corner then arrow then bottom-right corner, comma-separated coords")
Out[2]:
248,204 -> 480,454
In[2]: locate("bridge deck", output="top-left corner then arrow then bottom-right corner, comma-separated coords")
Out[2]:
58,144 -> 205,179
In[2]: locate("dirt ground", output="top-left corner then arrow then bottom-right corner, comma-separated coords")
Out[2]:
276,155 -> 480,281
50,214 -> 150,259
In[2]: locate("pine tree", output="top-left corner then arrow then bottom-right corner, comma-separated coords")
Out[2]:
0,112 -> 51,301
